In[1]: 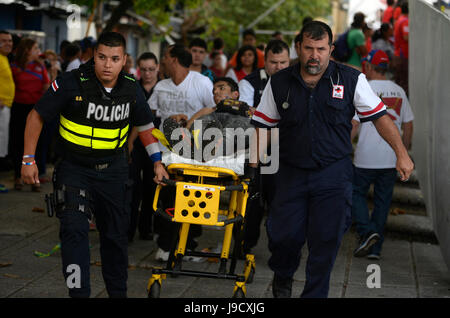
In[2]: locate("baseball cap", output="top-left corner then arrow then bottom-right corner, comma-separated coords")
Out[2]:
361,49 -> 389,68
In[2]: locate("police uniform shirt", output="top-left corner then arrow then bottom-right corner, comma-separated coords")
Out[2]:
250,60 -> 387,170
34,68 -> 153,160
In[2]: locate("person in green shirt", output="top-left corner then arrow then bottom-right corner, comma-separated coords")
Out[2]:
347,12 -> 368,69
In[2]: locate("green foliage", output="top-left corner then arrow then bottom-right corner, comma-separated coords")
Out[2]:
201,0 -> 331,54
68,0 -> 331,54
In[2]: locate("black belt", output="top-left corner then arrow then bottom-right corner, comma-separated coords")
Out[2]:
63,152 -> 126,171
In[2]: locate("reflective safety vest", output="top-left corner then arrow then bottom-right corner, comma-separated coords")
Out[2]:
59,61 -> 136,157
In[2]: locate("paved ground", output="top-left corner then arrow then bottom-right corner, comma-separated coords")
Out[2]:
0,170 -> 449,299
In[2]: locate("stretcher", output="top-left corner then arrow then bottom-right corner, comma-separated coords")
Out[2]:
147,163 -> 255,298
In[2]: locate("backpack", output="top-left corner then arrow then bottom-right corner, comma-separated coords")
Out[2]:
332,29 -> 352,62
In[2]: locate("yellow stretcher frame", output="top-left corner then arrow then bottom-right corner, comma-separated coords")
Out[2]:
147,163 -> 256,298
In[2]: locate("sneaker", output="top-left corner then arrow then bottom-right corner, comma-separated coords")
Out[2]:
353,232 -> 380,257
272,274 -> 293,298
155,248 -> 170,262
367,253 -> 381,260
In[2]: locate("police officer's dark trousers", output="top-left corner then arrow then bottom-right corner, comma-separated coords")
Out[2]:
55,156 -> 131,298
266,157 -> 353,298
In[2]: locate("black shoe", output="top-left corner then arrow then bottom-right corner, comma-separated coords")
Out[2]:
353,232 -> 380,257
272,274 -> 293,298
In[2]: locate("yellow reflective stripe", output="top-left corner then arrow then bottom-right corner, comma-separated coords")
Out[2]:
92,139 -> 120,149
59,115 -> 129,150
93,127 -> 120,139
119,136 -> 127,147
120,124 -> 129,139
60,115 -> 92,136
59,125 -> 92,148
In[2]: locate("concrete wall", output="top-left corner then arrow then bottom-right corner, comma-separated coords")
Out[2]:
409,0 -> 450,270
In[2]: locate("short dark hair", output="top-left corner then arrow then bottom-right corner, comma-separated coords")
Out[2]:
96,31 -> 126,51
65,43 -> 81,59
387,0 -> 394,6
189,38 -> 207,50
168,44 -> 192,68
265,39 -> 289,57
137,52 -> 158,65
302,16 -> 313,26
243,29 -> 256,39
297,20 -> 333,46
401,2 -> 408,14
214,77 -> 238,93
235,45 -> 258,72
352,12 -> 366,28
0,30 -> 10,35
272,31 -> 282,38
213,37 -> 224,50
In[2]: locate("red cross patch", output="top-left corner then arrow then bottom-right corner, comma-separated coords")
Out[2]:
332,85 -> 344,99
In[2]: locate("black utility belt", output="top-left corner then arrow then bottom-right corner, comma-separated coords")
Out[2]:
62,150 -> 127,171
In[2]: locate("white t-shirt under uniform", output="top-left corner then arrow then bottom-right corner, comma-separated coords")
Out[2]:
353,79 -> 414,169
148,70 -> 215,129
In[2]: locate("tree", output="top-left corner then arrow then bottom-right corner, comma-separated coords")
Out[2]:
69,0 -> 331,53
182,0 -> 331,54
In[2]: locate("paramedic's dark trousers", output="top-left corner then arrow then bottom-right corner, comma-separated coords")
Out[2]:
55,157 -> 131,298
266,157 -> 353,298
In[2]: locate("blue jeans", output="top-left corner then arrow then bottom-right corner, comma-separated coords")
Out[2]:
352,167 -> 397,255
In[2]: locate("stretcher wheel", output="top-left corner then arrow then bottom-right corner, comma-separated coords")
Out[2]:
148,281 -> 161,298
232,287 -> 246,298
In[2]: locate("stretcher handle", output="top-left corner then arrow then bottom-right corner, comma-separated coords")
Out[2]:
155,207 -> 173,221
161,177 -> 177,187
224,184 -> 244,191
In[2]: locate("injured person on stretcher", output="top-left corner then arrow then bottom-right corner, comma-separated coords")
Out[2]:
159,77 -> 256,175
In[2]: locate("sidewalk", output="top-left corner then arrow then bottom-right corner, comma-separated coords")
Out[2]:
0,172 -> 449,298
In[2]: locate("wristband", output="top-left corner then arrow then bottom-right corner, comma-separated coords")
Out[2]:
23,155 -> 35,159
22,160 -> 36,166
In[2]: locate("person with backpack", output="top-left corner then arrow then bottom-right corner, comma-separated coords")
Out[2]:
346,12 -> 368,69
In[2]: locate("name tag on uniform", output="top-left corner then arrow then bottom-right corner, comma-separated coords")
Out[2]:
332,85 -> 344,99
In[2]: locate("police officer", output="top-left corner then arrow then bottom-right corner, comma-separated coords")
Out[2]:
238,39 -> 290,255
250,21 -> 413,298
21,32 -> 168,298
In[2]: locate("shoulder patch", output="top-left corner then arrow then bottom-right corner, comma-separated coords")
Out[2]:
124,75 -> 135,82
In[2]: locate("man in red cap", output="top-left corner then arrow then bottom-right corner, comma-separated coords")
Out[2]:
351,49 -> 414,259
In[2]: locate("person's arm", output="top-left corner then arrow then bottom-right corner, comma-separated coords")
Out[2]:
249,78 -> 280,168
351,119 -> 360,141
185,107 -> 216,130
21,109 -> 44,184
401,121 -> 413,150
373,114 -> 414,181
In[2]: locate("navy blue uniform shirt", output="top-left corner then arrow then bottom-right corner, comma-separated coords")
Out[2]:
251,60 -> 387,170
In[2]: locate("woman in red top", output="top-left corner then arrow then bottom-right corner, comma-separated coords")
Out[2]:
10,38 -> 49,191
225,45 -> 258,83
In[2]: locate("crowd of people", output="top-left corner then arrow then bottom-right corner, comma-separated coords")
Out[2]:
0,1 -> 415,298
333,0 -> 410,96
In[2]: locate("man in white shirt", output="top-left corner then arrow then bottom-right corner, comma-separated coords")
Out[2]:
147,43 -> 215,262
238,39 -> 290,108
148,44 -> 215,133
351,50 -> 414,260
